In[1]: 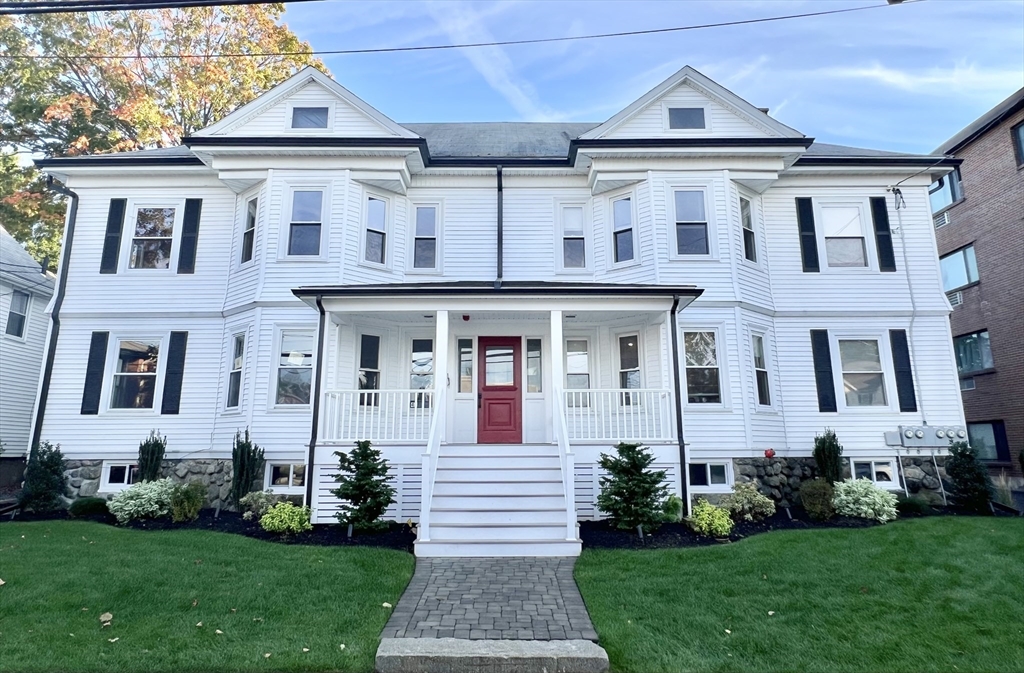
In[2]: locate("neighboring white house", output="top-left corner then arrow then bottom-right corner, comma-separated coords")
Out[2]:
34,66 -> 966,556
0,226 -> 54,455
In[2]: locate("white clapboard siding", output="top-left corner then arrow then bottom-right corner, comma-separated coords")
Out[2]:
0,277 -> 51,454
311,462 -> 422,524
605,84 -> 778,139
574,462 -> 679,520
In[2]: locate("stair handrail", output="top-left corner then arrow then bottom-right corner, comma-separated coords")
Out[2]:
552,383 -> 577,541
418,388 -> 447,542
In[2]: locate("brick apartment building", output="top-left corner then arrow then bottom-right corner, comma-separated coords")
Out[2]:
931,87 -> 1024,479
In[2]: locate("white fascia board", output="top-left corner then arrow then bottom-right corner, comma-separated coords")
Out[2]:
62,169 -> 220,190
314,295 -> 681,315
350,169 -> 411,195
588,170 -> 647,195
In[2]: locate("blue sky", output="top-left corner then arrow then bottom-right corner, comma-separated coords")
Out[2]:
282,0 -> 1024,154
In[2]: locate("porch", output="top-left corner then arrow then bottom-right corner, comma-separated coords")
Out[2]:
296,282 -> 700,556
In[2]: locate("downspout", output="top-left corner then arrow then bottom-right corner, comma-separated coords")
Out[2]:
304,294 -> 327,507
669,295 -> 689,515
494,165 -> 503,289
30,177 -> 78,451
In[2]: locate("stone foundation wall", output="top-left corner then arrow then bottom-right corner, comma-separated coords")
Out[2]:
63,459 -> 239,510
899,456 -> 950,505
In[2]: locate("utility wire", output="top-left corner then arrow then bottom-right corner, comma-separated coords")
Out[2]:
0,0 -> 318,16
5,0 -> 924,59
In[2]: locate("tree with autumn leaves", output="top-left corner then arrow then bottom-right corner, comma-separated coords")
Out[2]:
0,5 -> 324,269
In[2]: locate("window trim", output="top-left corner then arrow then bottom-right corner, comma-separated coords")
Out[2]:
952,329 -> 994,376
555,199 -> 591,274
813,199 -> 877,272
687,461 -> 733,493
356,331 -> 383,392
661,101 -> 712,133
3,288 -> 31,341
120,200 -> 185,273
359,190 -> 392,270
407,200 -> 443,274
99,461 -> 140,493
750,330 -> 773,409
929,167 -> 964,214
564,335 -> 594,394
525,336 -> 544,395
939,243 -> 979,293
614,329 -> 644,393
967,420 -> 1010,462
280,184 -> 330,261
456,336 -> 476,396
829,332 -> 895,412
851,458 -> 901,491
264,462 -> 307,494
239,193 -> 259,266
271,325 -> 316,410
225,331 -> 246,411
407,334 -> 436,392
668,184 -> 715,259
284,101 -> 335,132
681,326 -> 727,409
103,334 -> 166,414
1013,121 -> 1024,167
739,193 -> 759,266
607,190 -> 639,269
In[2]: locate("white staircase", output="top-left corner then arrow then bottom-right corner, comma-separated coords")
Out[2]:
414,444 -> 582,557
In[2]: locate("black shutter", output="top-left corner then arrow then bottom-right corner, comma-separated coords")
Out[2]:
795,197 -> 819,272
161,331 -> 189,414
81,331 -> 109,414
177,199 -> 203,274
810,329 -> 837,412
100,199 -> 126,273
889,329 -> 917,412
871,197 -> 897,272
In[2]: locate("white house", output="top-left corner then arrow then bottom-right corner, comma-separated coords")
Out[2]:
34,66 -> 966,556
1,226 -> 54,456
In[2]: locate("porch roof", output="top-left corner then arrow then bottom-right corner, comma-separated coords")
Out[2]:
292,280 -> 703,300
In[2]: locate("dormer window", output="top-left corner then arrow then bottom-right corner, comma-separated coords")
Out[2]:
668,107 -> 705,130
291,106 -> 329,129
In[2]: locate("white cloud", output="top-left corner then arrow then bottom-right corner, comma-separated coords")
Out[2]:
813,61 -> 1024,97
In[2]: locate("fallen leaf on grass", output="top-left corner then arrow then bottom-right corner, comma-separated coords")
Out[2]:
302,648 -> 309,653
230,608 -> 237,613
195,559 -> 202,565
767,611 -> 775,616
69,634 -> 74,637
192,599 -> 198,607
724,629 -> 731,634
215,630 -> 223,635
339,644 -> 346,651
108,638 -> 119,643
263,653 -> 271,659
382,602 -> 392,609
859,587 -> 869,594
0,578 -> 5,586
82,608 -> 88,611
99,612 -> 113,622
253,617 -> 263,623
196,622 -> 203,627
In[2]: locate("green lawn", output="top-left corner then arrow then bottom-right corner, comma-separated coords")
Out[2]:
0,521 -> 414,673
576,517 -> 1024,673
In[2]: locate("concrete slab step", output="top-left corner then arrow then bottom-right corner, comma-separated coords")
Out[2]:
375,637 -> 608,673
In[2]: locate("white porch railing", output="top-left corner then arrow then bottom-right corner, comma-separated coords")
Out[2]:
563,389 -> 675,442
321,389 -> 435,443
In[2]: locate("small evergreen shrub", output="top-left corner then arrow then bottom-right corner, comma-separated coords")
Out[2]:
239,489 -> 281,521
68,496 -> 109,518
833,479 -> 898,523
107,478 -> 176,524
801,478 -> 835,521
946,440 -> 994,513
813,428 -> 844,484
19,441 -> 67,512
170,482 -> 206,522
230,429 -> 265,510
688,498 -> 734,537
332,440 -> 396,532
137,430 -> 166,482
662,494 -> 684,523
896,494 -> 934,517
721,482 -> 776,522
596,442 -> 669,532
260,502 -> 312,534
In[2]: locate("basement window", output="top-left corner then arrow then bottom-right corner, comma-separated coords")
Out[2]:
852,460 -> 899,490
688,462 -> 731,490
266,463 -> 306,492
101,462 -> 139,492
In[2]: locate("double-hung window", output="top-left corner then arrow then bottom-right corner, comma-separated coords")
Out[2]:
560,205 -> 586,270
410,338 -> 433,408
820,204 -> 867,268
674,190 -> 708,255
683,331 -> 721,404
129,207 -> 175,269
412,205 -> 437,270
611,197 -> 634,263
4,289 -> 29,338
618,334 -> 641,405
929,169 -> 962,213
275,330 -> 313,405
751,334 -> 771,406
954,330 -> 993,374
364,196 -> 387,265
565,339 -> 591,407
853,459 -> 897,489
241,197 -> 257,264
288,190 -> 323,256
358,334 -> 381,406
226,333 -> 245,409
838,339 -> 886,406
940,245 -> 978,292
740,197 -> 757,262
111,340 -> 160,409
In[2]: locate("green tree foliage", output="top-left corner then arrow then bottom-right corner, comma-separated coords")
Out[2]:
0,7 -> 323,268
596,442 -> 669,532
20,441 -> 67,511
332,440 -> 395,532
230,429 -> 265,510
813,428 -> 844,484
946,441 -> 993,513
137,430 -> 166,482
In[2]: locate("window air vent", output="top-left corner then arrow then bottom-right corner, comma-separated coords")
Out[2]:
960,377 -> 975,391
933,211 -> 950,228
947,290 -> 963,307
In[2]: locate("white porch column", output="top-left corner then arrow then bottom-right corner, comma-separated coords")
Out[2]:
550,310 -> 564,396
550,310 -> 576,541
418,310 -> 449,543
434,310 -> 450,441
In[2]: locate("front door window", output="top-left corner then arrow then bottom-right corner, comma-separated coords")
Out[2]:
477,337 -> 522,443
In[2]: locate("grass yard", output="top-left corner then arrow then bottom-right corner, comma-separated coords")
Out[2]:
0,521 -> 414,673
576,517 -> 1024,673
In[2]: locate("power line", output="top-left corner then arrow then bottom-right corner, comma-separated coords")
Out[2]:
0,0 -> 319,16
5,0 -> 924,60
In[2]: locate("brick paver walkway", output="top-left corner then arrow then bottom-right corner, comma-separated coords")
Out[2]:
382,557 -> 599,641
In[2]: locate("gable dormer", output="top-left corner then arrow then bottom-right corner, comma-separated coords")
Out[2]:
580,66 -> 803,140
193,66 -> 419,139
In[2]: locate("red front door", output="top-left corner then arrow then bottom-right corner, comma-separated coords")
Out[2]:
477,337 -> 522,443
